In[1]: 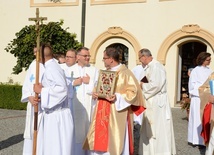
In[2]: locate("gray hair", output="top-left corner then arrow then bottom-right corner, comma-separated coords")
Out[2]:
139,48 -> 152,56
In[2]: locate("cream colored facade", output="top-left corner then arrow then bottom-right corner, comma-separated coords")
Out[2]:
1,0 -> 214,107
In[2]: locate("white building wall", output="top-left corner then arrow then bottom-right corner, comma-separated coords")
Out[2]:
0,0 -> 82,84
1,0 -> 214,106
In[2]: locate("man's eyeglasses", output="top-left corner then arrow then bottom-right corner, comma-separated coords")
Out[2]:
78,54 -> 91,58
66,56 -> 75,59
102,57 -> 110,60
139,55 -> 144,59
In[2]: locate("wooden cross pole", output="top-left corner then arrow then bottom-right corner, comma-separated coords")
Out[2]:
28,8 -> 47,155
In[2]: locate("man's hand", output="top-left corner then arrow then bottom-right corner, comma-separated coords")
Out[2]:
34,83 -> 42,94
82,74 -> 90,84
208,94 -> 214,103
73,77 -> 82,86
106,94 -> 116,103
28,96 -> 40,106
92,92 -> 99,100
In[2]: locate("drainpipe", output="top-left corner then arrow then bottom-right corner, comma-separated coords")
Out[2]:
81,0 -> 86,46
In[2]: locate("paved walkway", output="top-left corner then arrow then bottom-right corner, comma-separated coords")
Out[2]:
0,108 -> 206,155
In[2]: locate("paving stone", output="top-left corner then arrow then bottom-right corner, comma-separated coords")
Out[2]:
0,108 -> 206,155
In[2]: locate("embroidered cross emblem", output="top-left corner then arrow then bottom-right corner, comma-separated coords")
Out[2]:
30,74 -> 35,82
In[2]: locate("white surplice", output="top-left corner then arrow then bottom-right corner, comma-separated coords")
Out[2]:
36,59 -> 74,155
132,64 -> 145,125
188,66 -> 212,145
60,63 -> 75,114
70,63 -> 99,155
139,59 -> 176,155
132,64 -> 145,82
21,60 -> 45,155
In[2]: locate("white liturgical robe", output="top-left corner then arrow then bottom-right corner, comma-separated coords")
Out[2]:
36,59 -> 74,155
21,60 -> 44,155
132,64 -> 145,82
139,59 -> 176,155
132,64 -> 145,124
70,63 -> 99,155
60,63 -> 75,113
188,66 -> 212,145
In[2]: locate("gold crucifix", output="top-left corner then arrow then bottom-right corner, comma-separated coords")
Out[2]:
28,8 -> 47,155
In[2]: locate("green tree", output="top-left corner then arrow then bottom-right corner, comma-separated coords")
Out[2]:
5,20 -> 82,74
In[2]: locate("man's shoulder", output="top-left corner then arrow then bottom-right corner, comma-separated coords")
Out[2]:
59,63 -> 68,70
192,66 -> 205,72
27,59 -> 39,72
118,66 -> 139,84
119,65 -> 133,75
150,59 -> 164,68
46,59 -> 61,69
28,59 -> 36,67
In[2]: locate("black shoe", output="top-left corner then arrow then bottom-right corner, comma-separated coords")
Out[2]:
187,142 -> 195,147
197,145 -> 206,149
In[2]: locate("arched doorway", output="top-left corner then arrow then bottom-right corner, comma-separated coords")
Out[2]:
89,26 -> 141,66
157,24 -> 214,106
157,24 -> 214,107
178,41 -> 207,101
157,24 -> 214,65
93,37 -> 138,70
106,43 -> 129,67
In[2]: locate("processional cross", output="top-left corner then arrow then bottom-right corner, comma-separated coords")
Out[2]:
28,8 -> 47,155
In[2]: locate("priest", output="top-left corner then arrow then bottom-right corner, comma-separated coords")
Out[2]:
70,47 -> 99,155
138,48 -> 176,155
83,45 -> 145,155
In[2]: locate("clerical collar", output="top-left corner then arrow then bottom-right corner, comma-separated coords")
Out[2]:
78,64 -> 90,68
111,64 -> 121,71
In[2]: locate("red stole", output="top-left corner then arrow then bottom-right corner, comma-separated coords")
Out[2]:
94,99 -> 111,151
93,99 -> 146,153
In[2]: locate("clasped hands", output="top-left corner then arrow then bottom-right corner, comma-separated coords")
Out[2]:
73,74 -> 90,86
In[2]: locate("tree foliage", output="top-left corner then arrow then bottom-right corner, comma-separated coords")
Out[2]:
5,20 -> 82,74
